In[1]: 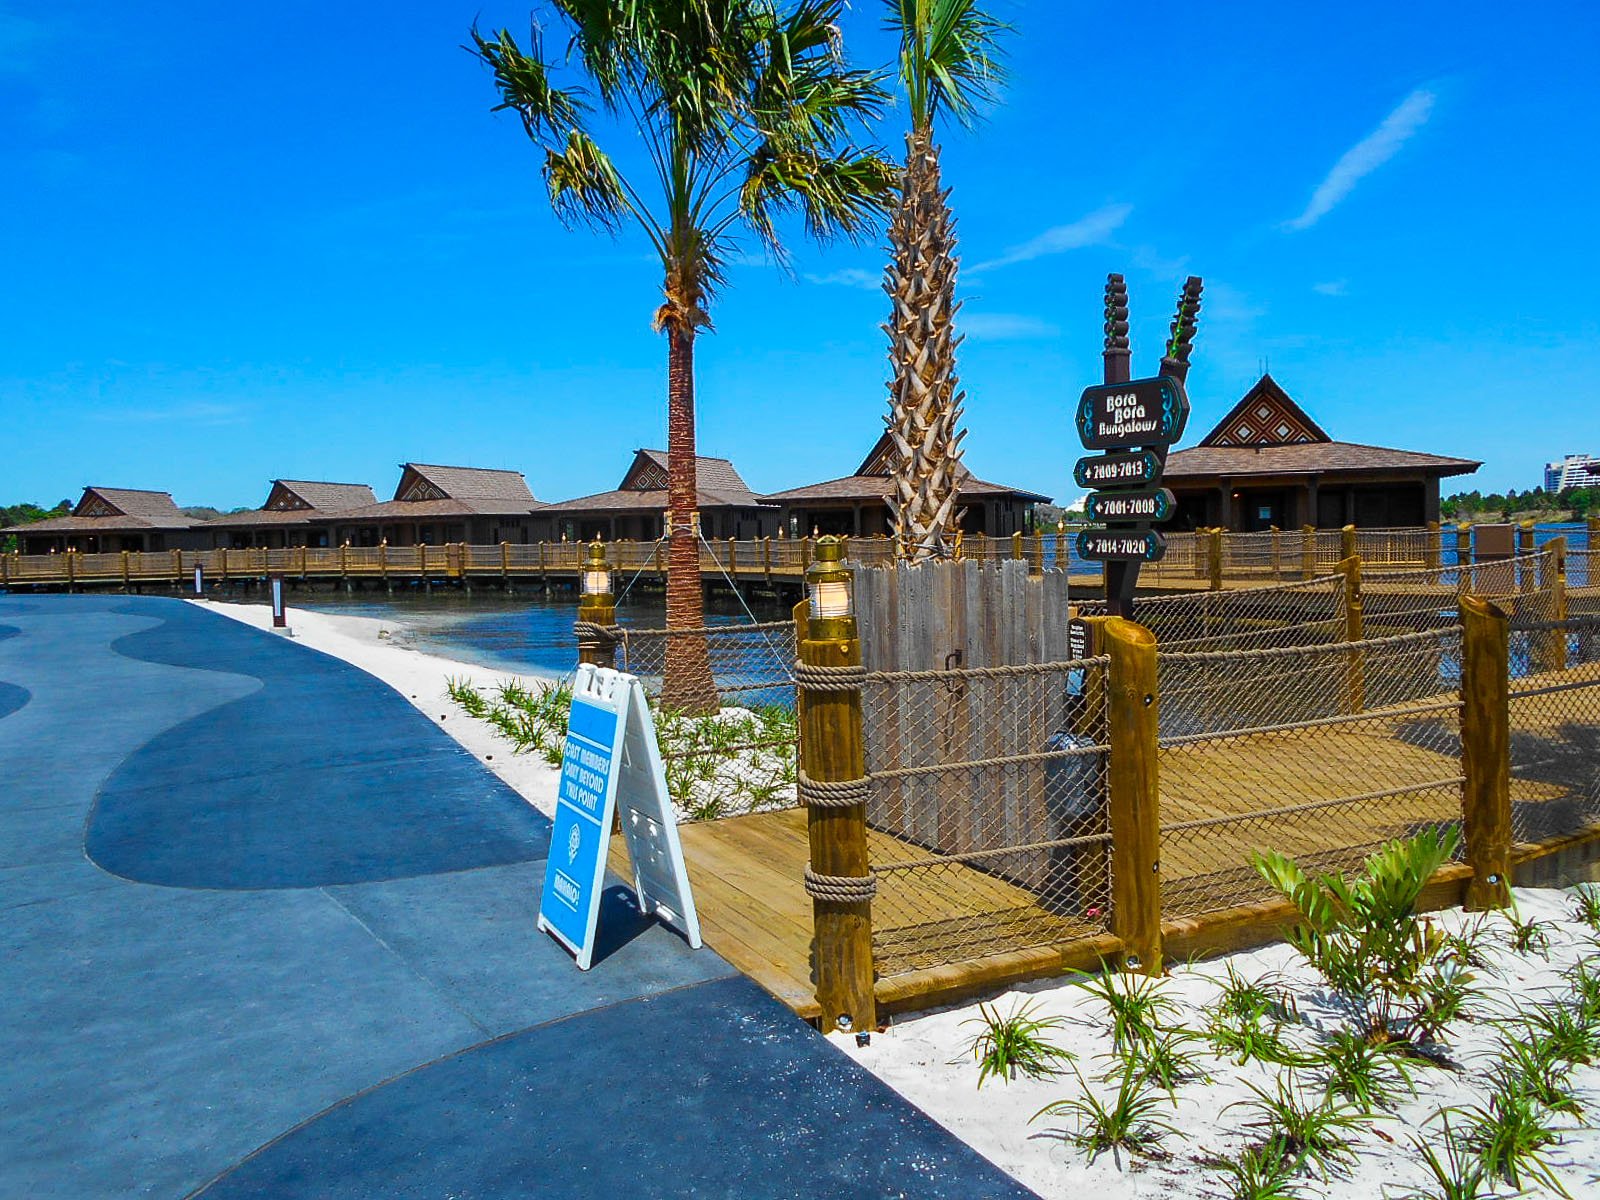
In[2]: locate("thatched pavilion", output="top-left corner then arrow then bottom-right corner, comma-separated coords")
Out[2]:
203,480 -> 377,549
538,449 -> 779,542
2,487 -> 207,554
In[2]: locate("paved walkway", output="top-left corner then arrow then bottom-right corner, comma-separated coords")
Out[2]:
0,595 -> 1036,1199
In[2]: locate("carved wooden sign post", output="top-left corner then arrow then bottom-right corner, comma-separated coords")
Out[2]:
1075,274 -> 1204,617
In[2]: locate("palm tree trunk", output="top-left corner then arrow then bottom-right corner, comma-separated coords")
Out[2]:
884,127 -> 966,564
661,324 -> 718,714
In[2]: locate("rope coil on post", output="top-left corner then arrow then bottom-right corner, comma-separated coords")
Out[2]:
797,770 -> 871,809
793,661 -> 867,692
573,620 -> 620,651
804,864 -> 877,902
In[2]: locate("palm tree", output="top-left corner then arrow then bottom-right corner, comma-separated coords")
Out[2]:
472,2 -> 893,712
880,0 -> 1008,562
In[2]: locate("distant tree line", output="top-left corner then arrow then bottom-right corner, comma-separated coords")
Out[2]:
1,499 -> 72,552
1442,485 -> 1597,521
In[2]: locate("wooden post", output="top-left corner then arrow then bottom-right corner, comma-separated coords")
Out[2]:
1011,531 -> 1024,562
1340,524 -> 1357,563
299,544 -> 308,578
1517,522 -> 1536,594
1337,554 -> 1365,713
218,546 -> 229,582
1426,520 -> 1441,572
1105,617 -> 1162,974
576,542 -> 616,670
1588,515 -> 1599,551
1270,525 -> 1282,580
801,536 -> 814,571
1534,536 -> 1568,674
727,536 -> 737,580
65,549 -> 77,590
798,543 -> 875,1034
378,540 -> 388,582
1206,528 -> 1223,591
1028,533 -> 1044,576
763,535 -> 773,583
339,542 -> 350,581
1300,524 -> 1317,581
1460,595 -> 1511,910
121,550 -> 131,590
170,548 -> 181,585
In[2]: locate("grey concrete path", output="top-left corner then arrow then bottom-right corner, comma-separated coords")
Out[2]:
0,595 -> 1036,1199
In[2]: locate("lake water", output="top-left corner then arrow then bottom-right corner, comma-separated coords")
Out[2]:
283,589 -> 794,679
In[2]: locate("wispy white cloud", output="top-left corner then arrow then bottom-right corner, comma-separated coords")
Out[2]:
960,312 -> 1060,341
1285,88 -> 1436,231
803,267 -> 881,290
1313,279 -> 1349,297
969,203 -> 1132,273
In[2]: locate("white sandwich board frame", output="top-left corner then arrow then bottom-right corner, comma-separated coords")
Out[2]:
537,664 -> 702,969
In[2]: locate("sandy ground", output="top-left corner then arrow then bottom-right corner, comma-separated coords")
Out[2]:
199,599 -> 563,816
830,887 -> 1600,1199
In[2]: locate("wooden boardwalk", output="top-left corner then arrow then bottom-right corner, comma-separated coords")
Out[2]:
622,659 -> 1600,1022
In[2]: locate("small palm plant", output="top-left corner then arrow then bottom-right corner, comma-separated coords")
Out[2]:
959,999 -> 1072,1086
1033,1063 -> 1176,1166
1253,828 -> 1461,1045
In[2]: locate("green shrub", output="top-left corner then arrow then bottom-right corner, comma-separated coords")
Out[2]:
1399,1114 -> 1494,1200
1252,828 -> 1462,1045
1218,1138 -> 1308,1200
1463,1082 -> 1571,1197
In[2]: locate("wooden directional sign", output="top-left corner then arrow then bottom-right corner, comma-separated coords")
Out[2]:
1074,449 -> 1161,491
1077,528 -> 1167,563
1075,376 -> 1190,450
1086,487 -> 1174,525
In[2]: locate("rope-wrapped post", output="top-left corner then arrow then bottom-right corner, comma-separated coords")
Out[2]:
1336,554 -> 1365,714
1461,595 -> 1511,910
1206,528 -> 1223,591
1105,616 -> 1163,975
1534,536 -> 1568,674
797,539 -> 875,1035
1426,520 -> 1441,572
1300,524 -> 1317,581
1518,523 -> 1536,593
1340,523 -> 1357,564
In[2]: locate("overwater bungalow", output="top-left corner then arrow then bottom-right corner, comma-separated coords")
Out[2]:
1162,374 -> 1481,531
319,463 -> 544,547
202,480 -> 378,549
538,449 -> 779,542
2,487 -> 208,554
762,433 -> 1051,538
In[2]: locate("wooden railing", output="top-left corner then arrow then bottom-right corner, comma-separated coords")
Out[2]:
0,526 -> 1505,592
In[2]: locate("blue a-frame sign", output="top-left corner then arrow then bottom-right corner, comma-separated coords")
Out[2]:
537,665 -> 701,970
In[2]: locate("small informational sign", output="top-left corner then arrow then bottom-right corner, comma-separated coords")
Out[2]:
269,574 -> 287,628
1077,528 -> 1167,563
193,564 -> 204,596
1075,376 -> 1190,450
1074,449 -> 1161,491
1086,487 -> 1175,525
538,664 -> 701,970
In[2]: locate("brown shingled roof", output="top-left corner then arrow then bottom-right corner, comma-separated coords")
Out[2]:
544,451 -> 770,513
279,480 -> 378,510
763,469 -> 1051,505
3,487 -> 197,534
403,463 -> 538,504
1164,441 -> 1481,480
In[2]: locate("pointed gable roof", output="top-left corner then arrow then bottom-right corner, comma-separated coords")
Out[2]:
617,449 -> 760,505
4,486 -> 198,534
1198,374 -> 1331,448
855,431 -> 899,477
763,435 -> 1051,504
396,463 -> 537,504
276,480 -> 377,511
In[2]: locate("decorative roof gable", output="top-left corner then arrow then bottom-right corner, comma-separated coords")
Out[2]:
75,489 -> 126,518
1198,374 -> 1331,448
264,482 -> 312,512
855,431 -> 900,478
619,450 -> 671,492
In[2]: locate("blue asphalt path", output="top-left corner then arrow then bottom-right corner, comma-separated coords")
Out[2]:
0,594 -> 1037,1200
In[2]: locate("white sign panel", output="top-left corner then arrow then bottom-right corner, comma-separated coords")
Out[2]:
537,664 -> 701,969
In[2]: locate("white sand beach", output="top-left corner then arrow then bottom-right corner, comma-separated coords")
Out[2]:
831,886 -> 1600,1199
198,599 -> 564,817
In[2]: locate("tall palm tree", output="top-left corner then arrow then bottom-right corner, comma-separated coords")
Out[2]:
880,0 -> 1008,562
473,2 -> 893,712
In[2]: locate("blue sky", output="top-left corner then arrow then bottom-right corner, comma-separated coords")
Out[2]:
2,1 -> 1596,510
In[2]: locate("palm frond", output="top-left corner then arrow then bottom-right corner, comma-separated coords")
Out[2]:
886,0 -> 1010,130
470,25 -> 589,144
740,145 -> 895,250
545,130 -> 629,229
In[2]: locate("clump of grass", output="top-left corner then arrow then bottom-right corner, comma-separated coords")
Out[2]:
1411,956 -> 1482,1042
1316,1028 -> 1417,1113
1565,959 -> 1600,1025
1121,1028 -> 1208,1094
1070,966 -> 1177,1053
1500,905 -> 1552,958
1462,1081 -> 1571,1197
1495,1036 -> 1583,1120
1205,966 -> 1316,1068
1568,884 -> 1600,932
445,676 -> 489,718
1398,1114 -> 1495,1200
1218,1138 -> 1309,1200
959,1000 -> 1073,1087
1033,1064 -> 1176,1166
1522,1003 -> 1600,1068
1229,1075 -> 1363,1180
